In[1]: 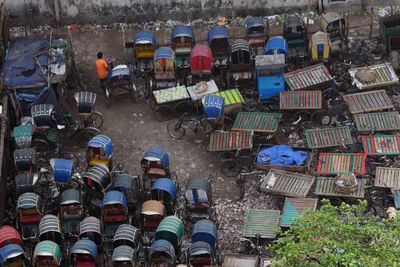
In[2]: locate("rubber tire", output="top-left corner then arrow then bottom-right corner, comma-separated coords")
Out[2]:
167,120 -> 186,139
90,111 -> 104,129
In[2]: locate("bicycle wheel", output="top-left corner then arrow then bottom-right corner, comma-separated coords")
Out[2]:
129,81 -> 137,103
199,118 -> 214,134
32,138 -> 50,152
105,86 -> 111,108
89,111 -> 104,129
154,105 -> 173,122
223,116 -> 234,131
220,158 -> 241,177
174,101 -> 193,117
60,152 -> 80,167
167,120 -> 186,139
74,128 -> 101,148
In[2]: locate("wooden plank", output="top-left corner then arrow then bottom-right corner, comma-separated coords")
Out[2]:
314,178 -> 366,198
243,209 -> 280,239
280,197 -> 318,227
231,112 -> 282,133
343,90 -> 394,115
375,167 -> 400,188
305,126 -> 353,149
354,112 -> 400,132
260,169 -> 314,198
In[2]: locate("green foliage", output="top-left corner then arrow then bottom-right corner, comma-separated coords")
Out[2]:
270,199 -> 400,267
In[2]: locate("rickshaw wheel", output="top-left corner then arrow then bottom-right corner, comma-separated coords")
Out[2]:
105,87 -> 112,108
199,118 -> 214,134
89,111 -> 104,129
220,158 -> 241,177
129,82 -> 137,103
167,120 -> 186,139
311,110 -> 330,125
60,152 -> 80,167
74,128 -> 101,148
32,138 -> 50,152
174,101 -> 193,117
149,97 -> 158,110
223,116 -> 234,131
154,105 -> 173,122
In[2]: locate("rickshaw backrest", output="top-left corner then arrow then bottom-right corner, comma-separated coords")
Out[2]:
13,148 -> 34,172
113,224 -> 141,249
265,36 -> 289,56
185,178 -> 212,205
141,147 -> 170,169
151,178 -> 177,203
191,219 -> 217,250
12,125 -> 33,149
204,95 -> 224,120
112,245 -> 136,265
50,158 -> 73,183
172,26 -> 195,45
83,164 -> 110,196
70,239 -> 98,262
154,47 -> 175,74
31,104 -> 54,128
150,239 -> 175,260
33,241 -> 62,266
133,31 -> 157,58
15,172 -> 37,197
0,244 -> 27,266
190,45 -> 213,74
74,91 -> 97,115
0,226 -> 23,248
88,135 -> 113,159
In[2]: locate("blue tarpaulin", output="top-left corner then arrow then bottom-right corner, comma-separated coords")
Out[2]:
256,145 -> 308,167
2,39 -> 49,89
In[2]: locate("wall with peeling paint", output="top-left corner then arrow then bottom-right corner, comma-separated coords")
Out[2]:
5,0 -> 320,26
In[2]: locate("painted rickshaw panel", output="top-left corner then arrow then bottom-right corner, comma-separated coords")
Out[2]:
50,158 -> 73,184
0,244 -> 27,266
112,245 -> 136,265
33,241 -> 62,266
191,219 -> 217,250
0,226 -> 23,247
113,224 -> 141,249
70,239 -> 98,261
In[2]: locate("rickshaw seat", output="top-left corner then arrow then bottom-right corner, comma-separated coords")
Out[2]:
89,159 -> 109,167
148,168 -> 167,176
144,220 -> 161,229
76,260 -> 96,267
104,214 -> 126,222
20,215 -> 41,224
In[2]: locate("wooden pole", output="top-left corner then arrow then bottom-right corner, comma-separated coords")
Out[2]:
369,7 -> 373,39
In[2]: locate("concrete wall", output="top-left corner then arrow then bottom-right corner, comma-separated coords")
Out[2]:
5,0 -> 320,26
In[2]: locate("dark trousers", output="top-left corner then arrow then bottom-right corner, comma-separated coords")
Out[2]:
99,78 -> 107,93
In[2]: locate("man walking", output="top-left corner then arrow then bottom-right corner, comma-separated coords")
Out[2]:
95,52 -> 110,93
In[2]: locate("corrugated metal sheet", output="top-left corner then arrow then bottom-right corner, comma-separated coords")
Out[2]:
260,169 -> 314,198
231,112 -> 282,133
317,153 -> 366,175
362,135 -> 400,155
280,197 -> 318,227
354,112 -> 400,132
375,167 -> 400,188
208,131 -> 253,152
314,178 -> 366,198
243,209 -> 280,239
284,63 -> 332,91
343,90 -> 394,115
280,91 -> 322,110
305,126 -> 353,149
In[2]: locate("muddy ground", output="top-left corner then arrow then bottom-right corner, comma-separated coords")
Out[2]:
8,10 -> 392,253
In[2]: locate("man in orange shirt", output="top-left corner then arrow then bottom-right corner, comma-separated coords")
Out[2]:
95,52 -> 110,93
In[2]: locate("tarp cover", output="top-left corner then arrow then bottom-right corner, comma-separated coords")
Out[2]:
256,145 -> 308,167
2,39 -> 49,88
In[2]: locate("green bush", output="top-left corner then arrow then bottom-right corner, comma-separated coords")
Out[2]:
270,199 -> 400,266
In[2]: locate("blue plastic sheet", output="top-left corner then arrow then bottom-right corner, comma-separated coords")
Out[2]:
256,145 -> 308,167
2,39 -> 49,88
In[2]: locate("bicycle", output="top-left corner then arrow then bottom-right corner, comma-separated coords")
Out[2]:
219,149 -> 257,178
167,113 -> 233,140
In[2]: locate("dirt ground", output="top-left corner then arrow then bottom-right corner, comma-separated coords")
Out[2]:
8,10 -> 391,253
